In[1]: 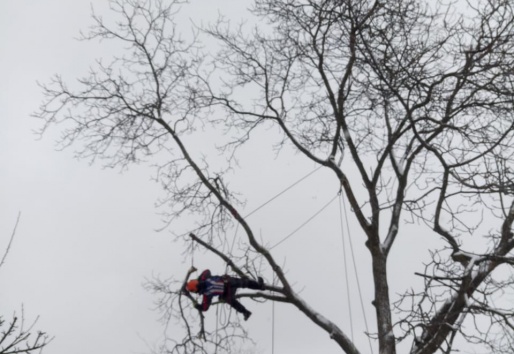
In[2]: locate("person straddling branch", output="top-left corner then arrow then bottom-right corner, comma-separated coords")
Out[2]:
184,269 -> 265,321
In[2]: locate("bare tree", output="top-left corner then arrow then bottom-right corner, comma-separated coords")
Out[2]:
35,0 -> 514,353
1,214 -> 51,354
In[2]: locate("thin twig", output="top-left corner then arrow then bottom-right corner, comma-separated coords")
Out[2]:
0,212 -> 21,270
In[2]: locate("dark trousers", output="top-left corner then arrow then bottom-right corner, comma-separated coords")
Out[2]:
221,277 -> 260,314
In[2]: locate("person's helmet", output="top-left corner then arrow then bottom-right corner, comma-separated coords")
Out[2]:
186,279 -> 199,292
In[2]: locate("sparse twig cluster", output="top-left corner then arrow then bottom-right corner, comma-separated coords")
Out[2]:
1,214 -> 51,354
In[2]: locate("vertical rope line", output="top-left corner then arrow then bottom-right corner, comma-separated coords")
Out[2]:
190,238 -> 195,267
215,304 -> 219,354
271,272 -> 276,354
338,193 -> 354,341
230,224 -> 239,255
225,223 -> 240,275
340,192 -> 374,354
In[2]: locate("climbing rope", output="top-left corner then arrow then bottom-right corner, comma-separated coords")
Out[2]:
228,223 -> 239,262
338,192 -> 354,342
181,165 -> 323,238
271,272 -> 276,354
183,164 -> 376,353
222,166 -> 324,273
269,193 -> 339,250
190,237 -> 196,268
268,190 -> 373,352
244,165 -> 323,219
215,305 -> 219,354
214,301 -> 232,353
339,191 -> 374,354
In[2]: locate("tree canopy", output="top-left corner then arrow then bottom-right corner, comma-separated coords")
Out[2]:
36,0 -> 514,353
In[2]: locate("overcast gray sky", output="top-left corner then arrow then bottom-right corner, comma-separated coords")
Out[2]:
0,1 -> 438,354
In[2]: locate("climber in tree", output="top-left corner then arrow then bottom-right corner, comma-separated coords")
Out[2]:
184,269 -> 265,321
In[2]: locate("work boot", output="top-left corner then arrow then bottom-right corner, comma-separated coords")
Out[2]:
243,310 -> 252,321
258,276 -> 265,290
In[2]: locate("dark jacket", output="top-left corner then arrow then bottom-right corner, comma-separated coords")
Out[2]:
196,269 -> 226,311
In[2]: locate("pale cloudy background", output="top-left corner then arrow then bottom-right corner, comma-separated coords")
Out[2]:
0,1 -> 434,354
